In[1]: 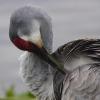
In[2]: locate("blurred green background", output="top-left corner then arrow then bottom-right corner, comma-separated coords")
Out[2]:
0,85 -> 36,100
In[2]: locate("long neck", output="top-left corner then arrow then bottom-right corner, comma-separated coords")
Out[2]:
19,52 -> 55,100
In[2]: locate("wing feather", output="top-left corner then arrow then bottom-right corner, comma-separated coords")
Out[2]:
62,63 -> 100,100
52,39 -> 100,99
52,39 -> 100,65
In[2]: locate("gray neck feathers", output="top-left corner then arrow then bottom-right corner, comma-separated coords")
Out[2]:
19,52 -> 55,100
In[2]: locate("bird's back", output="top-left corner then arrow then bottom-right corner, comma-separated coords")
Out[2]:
52,39 -> 100,100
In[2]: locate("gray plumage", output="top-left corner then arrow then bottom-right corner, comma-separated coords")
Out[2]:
53,39 -> 100,100
9,6 -> 100,100
19,52 -> 55,100
62,63 -> 100,100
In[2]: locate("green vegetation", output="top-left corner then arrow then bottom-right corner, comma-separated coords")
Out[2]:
0,85 -> 36,100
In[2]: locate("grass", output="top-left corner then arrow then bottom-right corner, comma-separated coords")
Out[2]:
0,85 -> 36,100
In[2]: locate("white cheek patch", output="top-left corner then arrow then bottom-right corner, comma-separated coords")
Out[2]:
20,20 -> 43,48
21,35 -> 29,41
20,32 -> 43,48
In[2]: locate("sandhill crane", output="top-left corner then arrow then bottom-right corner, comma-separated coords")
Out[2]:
9,6 -> 100,100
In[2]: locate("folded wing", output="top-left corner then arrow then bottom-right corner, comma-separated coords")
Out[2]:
52,39 -> 100,71
62,63 -> 100,100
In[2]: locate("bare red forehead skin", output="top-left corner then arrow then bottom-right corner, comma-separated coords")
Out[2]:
12,37 -> 33,52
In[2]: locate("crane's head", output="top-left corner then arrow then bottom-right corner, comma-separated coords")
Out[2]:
9,6 -> 53,54
9,6 -> 66,74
